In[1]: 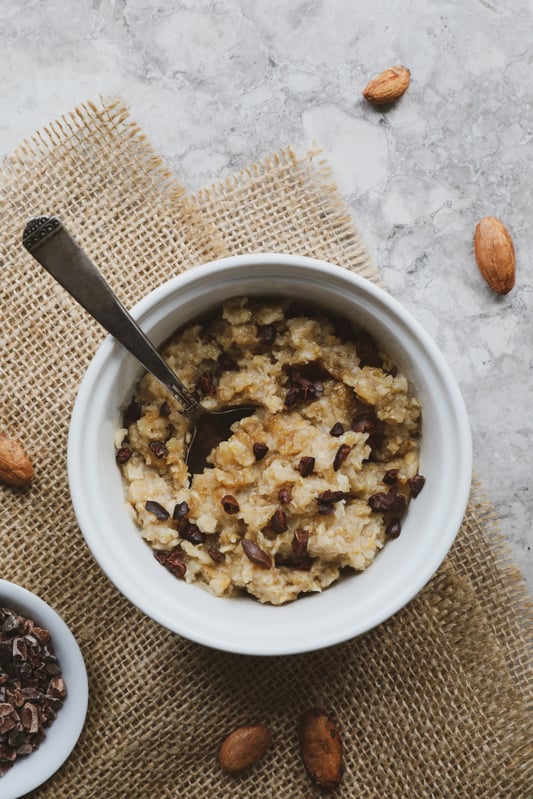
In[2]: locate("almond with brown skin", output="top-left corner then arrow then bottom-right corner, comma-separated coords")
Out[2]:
0,435 -> 34,487
217,723 -> 272,775
298,707 -> 343,791
363,65 -> 411,105
474,216 -> 516,294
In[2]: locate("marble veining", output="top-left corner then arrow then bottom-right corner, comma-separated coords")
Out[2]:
0,0 -> 531,591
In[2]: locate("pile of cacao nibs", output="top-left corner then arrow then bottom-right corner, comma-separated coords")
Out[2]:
0,605 -> 67,777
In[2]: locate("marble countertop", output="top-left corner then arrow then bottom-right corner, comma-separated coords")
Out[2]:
1,0 -> 531,593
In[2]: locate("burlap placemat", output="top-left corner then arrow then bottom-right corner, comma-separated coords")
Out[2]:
1,99 -> 531,798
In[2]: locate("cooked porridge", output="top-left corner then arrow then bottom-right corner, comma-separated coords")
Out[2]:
115,297 -> 425,605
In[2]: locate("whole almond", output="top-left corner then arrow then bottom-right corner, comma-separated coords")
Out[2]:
217,723 -> 272,775
0,435 -> 34,487
298,707 -> 343,791
363,65 -> 411,105
474,216 -> 516,294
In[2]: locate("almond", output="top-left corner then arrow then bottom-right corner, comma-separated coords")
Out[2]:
0,435 -> 34,487
362,65 -> 411,105
298,707 -> 343,791
474,216 -> 516,294
217,723 -> 272,775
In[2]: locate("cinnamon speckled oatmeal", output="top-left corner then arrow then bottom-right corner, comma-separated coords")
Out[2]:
115,297 -> 424,605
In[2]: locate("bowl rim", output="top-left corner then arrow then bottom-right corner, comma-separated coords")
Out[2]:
68,252 -> 472,655
0,580 -> 88,798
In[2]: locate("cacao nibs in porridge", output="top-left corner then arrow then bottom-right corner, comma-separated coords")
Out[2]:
0,606 -> 67,777
115,297 -> 425,605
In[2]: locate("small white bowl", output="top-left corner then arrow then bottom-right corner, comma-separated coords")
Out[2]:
0,580 -> 88,799
68,254 -> 472,656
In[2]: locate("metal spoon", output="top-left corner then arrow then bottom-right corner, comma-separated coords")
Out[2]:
22,216 -> 256,474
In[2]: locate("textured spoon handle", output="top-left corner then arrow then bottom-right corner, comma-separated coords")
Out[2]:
22,216 -> 198,415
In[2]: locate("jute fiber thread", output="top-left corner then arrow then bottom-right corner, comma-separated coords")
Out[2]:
0,99 -> 531,798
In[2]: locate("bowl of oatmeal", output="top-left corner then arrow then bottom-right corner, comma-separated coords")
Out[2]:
68,254 -> 472,655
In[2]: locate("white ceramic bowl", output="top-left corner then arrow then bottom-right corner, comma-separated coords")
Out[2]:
68,254 -> 472,656
0,580 -> 88,799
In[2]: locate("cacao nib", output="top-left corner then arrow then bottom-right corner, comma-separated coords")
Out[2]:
149,440 -> 168,459
115,446 -> 132,465
368,487 -> 407,513
317,502 -> 336,516
0,717 -> 16,733
16,743 -> 35,756
179,523 -> 206,546
0,743 -> 17,761
0,610 -> 20,634
292,528 -> 309,556
208,548 -> 225,563
241,539 -> 272,569
221,495 -> 240,514
145,500 -> 170,521
351,399 -> 378,434
297,456 -> 315,477
329,422 -> 344,437
159,400 -> 171,417
21,703 -> 39,733
270,509 -> 288,534
154,549 -> 187,579
284,365 -> 325,408
12,638 -> 27,662
408,474 -> 426,498
253,442 -> 269,461
9,726 -> 29,746
47,677 -> 67,700
333,444 -> 351,471
30,626 -> 50,645
385,519 -> 402,538
383,469 -> 399,485
316,490 -> 345,505
277,487 -> 292,505
172,501 -> 190,521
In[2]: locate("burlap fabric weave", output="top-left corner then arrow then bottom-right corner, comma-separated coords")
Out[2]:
0,99 -> 531,798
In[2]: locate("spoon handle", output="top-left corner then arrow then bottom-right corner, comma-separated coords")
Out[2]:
22,216 -> 198,415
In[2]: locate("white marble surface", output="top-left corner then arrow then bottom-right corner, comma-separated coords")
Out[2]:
1,0 -> 531,592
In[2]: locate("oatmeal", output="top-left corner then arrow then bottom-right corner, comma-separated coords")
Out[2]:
115,297 -> 424,605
